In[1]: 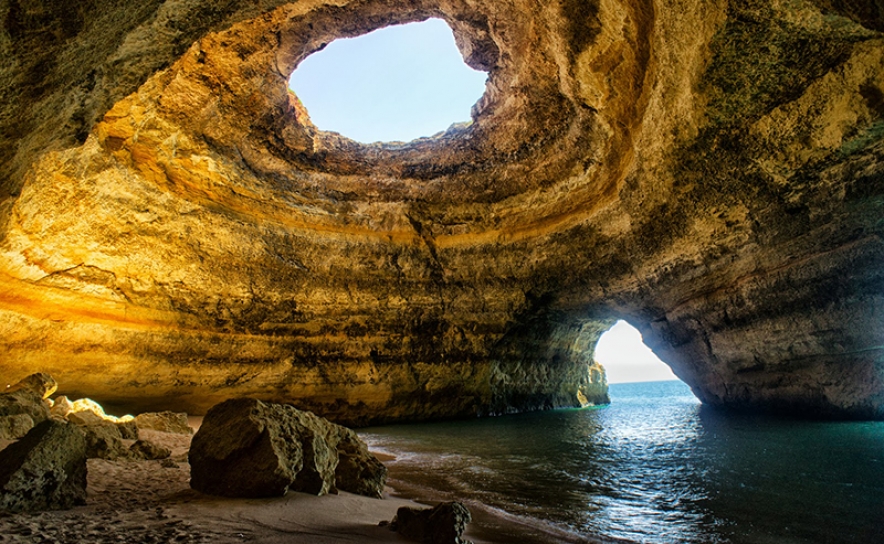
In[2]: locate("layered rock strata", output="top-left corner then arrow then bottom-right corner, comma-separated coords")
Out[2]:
0,0 -> 882,421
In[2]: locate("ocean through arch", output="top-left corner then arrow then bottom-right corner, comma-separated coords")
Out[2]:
593,320 -> 680,385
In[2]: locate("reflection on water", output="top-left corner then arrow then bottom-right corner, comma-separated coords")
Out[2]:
361,381 -> 884,543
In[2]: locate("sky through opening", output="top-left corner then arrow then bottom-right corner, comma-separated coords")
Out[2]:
289,18 -> 488,143
595,320 -> 679,384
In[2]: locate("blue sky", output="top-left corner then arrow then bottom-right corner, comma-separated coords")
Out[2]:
289,18 -> 488,143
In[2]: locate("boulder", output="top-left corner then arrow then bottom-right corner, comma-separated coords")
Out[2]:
135,411 -> 192,435
333,431 -> 388,498
129,439 -> 171,460
0,374 -> 53,440
0,420 -> 87,512
5,373 -> 57,399
0,414 -> 37,442
189,398 -> 386,499
67,409 -> 107,427
78,422 -> 126,460
392,502 -> 473,544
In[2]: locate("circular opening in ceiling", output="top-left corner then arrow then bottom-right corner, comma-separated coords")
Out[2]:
289,18 -> 488,144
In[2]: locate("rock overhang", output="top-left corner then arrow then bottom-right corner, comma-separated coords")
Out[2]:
0,0 -> 882,423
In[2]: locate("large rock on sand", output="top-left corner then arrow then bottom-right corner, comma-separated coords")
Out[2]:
393,502 -> 473,544
0,373 -> 55,440
189,398 -> 386,498
0,420 -> 87,512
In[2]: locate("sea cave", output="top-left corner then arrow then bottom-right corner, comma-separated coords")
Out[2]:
1,0 -> 883,542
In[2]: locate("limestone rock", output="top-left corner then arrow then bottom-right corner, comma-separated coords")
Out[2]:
50,395 -> 74,419
5,373 -> 57,399
0,375 -> 52,440
0,420 -> 87,512
135,412 -> 192,435
129,439 -> 171,460
189,398 -> 386,498
392,502 -> 473,544
0,414 -> 37,443
70,398 -> 113,420
116,418 -> 139,440
78,422 -> 126,460
0,1 -> 882,423
66,410 -> 107,427
333,431 -> 389,499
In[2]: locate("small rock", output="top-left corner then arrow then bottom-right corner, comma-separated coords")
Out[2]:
393,502 -> 473,544
129,439 -> 171,460
0,420 -> 87,512
135,412 -> 192,435
50,396 -> 73,419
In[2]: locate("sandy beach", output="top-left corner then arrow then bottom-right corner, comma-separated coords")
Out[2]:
0,422 -> 492,544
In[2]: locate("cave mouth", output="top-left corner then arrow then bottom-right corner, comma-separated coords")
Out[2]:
288,18 -> 488,144
594,320 -> 679,384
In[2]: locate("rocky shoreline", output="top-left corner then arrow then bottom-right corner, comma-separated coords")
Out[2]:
0,374 -> 484,543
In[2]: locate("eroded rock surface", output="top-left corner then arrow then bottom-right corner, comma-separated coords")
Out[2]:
0,0 -> 882,421
0,420 -> 88,512
135,412 -> 193,435
189,398 -> 386,498
129,439 -> 172,460
0,374 -> 53,440
392,501 -> 473,544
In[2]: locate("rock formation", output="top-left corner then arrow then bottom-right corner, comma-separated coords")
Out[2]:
0,420 -> 88,512
0,374 -> 54,440
189,398 -> 387,498
128,438 -> 172,460
0,1 -> 882,421
390,501 -> 473,544
134,412 -> 193,435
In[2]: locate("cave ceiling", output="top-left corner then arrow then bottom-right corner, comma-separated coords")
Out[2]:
0,0 -> 882,423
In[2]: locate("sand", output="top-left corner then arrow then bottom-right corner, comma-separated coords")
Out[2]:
0,424 -> 492,544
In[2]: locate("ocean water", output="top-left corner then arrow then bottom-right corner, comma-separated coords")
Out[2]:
360,380 -> 884,543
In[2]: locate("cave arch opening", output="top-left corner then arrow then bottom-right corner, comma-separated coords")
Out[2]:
288,18 -> 488,144
594,320 -> 679,384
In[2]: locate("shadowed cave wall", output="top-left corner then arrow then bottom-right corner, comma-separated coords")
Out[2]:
0,0 -> 882,424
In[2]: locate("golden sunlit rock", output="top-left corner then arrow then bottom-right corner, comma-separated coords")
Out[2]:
0,0 -> 882,422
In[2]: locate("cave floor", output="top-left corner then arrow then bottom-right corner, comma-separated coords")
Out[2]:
0,427 -> 487,544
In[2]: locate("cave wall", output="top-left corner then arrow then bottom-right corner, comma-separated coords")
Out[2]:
0,0 -> 882,422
